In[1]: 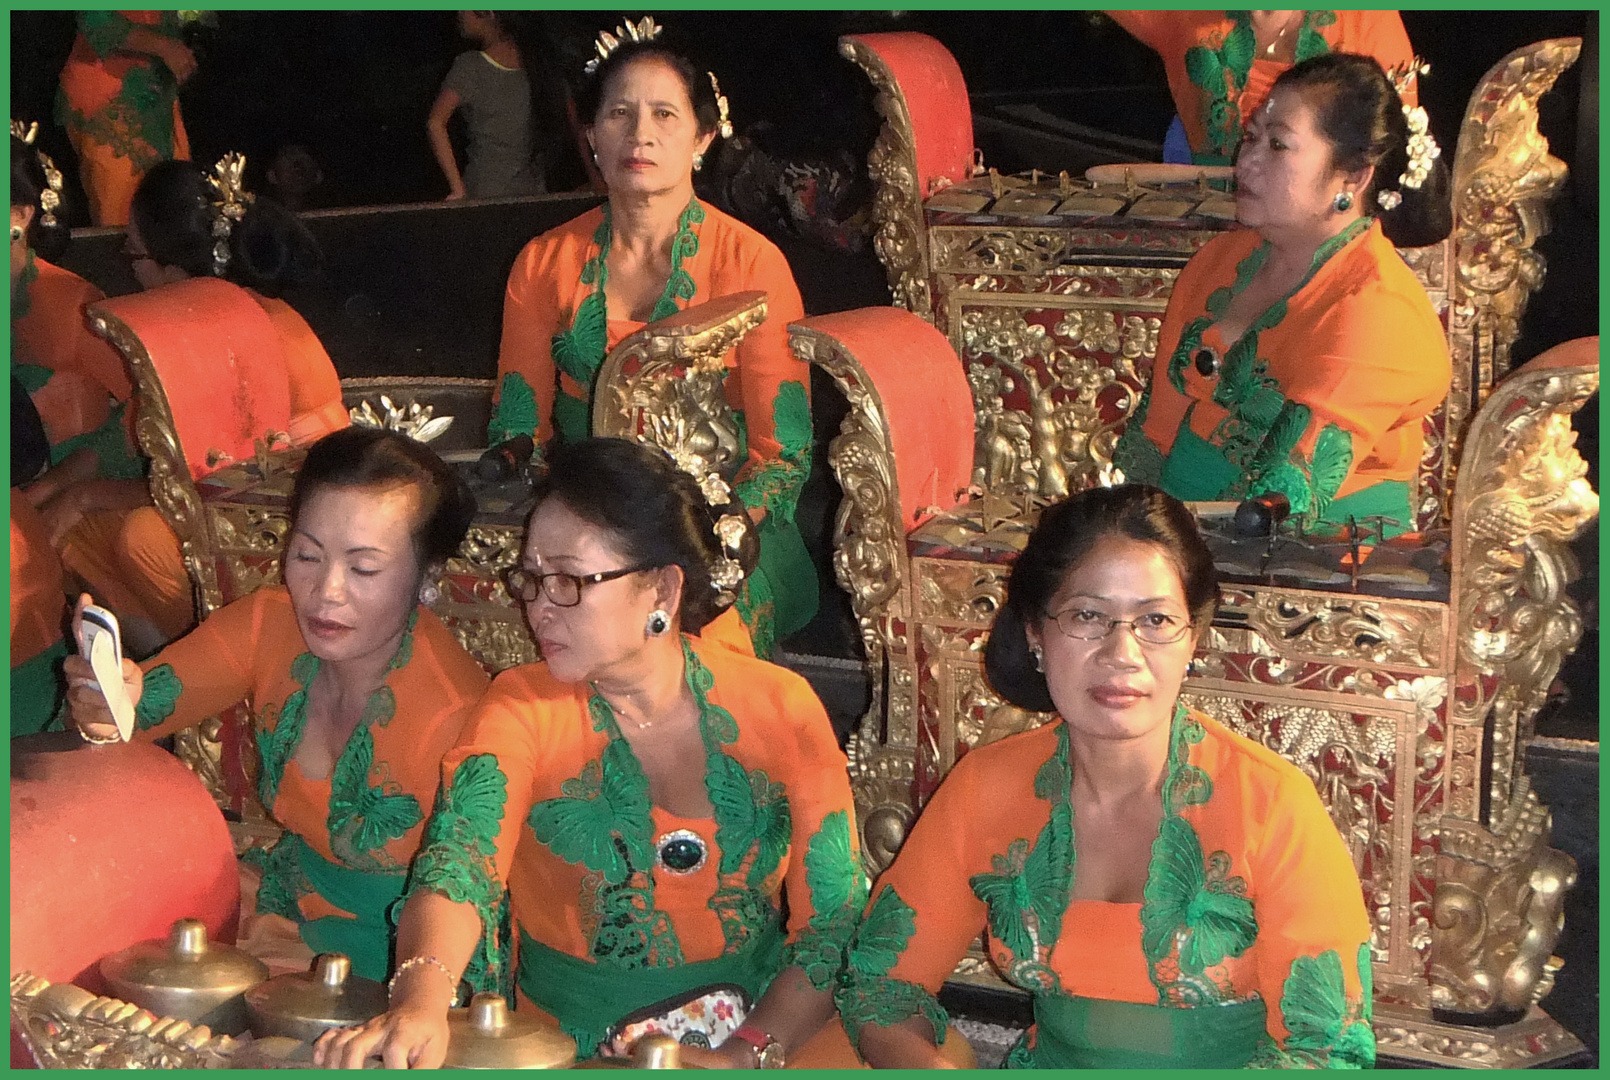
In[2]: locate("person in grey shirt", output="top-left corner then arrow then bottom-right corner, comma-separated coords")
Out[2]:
428,11 -> 546,200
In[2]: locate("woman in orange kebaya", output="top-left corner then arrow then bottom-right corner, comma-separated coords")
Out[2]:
1106,10 -> 1419,165
840,485 -> 1375,1068
64,428 -> 489,982
1114,53 -> 1452,539
487,21 -> 815,658
56,10 -> 196,226
317,438 -> 864,1070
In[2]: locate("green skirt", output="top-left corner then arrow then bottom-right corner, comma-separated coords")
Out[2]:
1014,993 -> 1269,1069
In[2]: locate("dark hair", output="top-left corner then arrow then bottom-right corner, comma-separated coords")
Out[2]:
531,438 -> 760,632
289,427 -> 477,573
11,135 -> 70,261
130,159 -> 324,298
576,38 -> 723,138
984,484 -> 1218,713
1273,52 -> 1452,248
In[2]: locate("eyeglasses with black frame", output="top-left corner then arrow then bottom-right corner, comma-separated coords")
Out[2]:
1047,607 -> 1193,645
504,564 -> 655,607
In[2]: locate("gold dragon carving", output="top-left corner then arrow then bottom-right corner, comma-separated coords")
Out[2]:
788,324 -> 920,873
86,310 -> 221,619
592,291 -> 767,479
1445,38 -> 1581,451
1437,347 -> 1596,1016
10,972 -> 241,1069
838,37 -> 933,319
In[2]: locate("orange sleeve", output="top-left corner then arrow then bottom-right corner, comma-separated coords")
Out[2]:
492,238 -> 568,445
1249,282 -> 1449,511
836,748 -> 993,1049
1245,767 -> 1377,1066
254,295 -> 348,448
131,590 -> 269,742
405,667 -> 548,989
727,239 -> 812,521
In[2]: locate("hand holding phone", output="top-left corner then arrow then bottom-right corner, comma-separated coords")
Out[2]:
71,594 -> 137,741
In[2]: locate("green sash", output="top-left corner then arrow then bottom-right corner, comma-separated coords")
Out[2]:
1158,421 -> 1242,501
1024,993 -> 1268,1069
10,639 -> 70,737
292,835 -> 407,982
517,918 -> 785,1058
1318,480 -> 1414,538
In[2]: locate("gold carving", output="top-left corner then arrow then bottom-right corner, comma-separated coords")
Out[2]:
1449,356 -> 1597,816
10,972 -> 241,1069
592,291 -> 766,479
838,37 -> 933,319
86,310 -> 215,619
1432,778 -> 1578,1014
1233,590 -> 1447,670
1373,1001 -> 1586,1067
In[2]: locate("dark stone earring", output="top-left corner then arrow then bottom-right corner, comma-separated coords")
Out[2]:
1194,347 -> 1221,378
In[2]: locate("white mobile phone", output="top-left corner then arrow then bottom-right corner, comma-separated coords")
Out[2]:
75,603 -> 136,741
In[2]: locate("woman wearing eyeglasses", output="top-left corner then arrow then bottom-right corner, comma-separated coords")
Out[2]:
838,484 -> 1374,1069
317,437 -> 870,1069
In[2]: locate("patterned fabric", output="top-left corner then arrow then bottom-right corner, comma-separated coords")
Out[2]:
131,587 -> 487,969
491,199 -> 818,647
837,707 -> 1375,1067
1107,10 -> 1417,164
56,11 -> 192,225
1116,219 -> 1448,538
410,635 -> 862,1056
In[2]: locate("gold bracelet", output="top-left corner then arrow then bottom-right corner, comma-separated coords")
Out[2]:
78,725 -> 122,746
387,955 -> 459,1006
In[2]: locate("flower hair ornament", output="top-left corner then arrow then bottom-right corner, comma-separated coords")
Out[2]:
11,121 -> 63,228
585,15 -> 662,74
1377,58 -> 1438,211
204,152 -> 254,276
665,447 -> 749,607
707,72 -> 733,140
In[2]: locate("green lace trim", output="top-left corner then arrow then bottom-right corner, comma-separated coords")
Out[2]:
968,722 -> 1074,992
526,639 -> 795,968
244,831 -> 313,922
1185,11 -> 1334,163
732,380 -> 812,526
1112,383 -> 1163,484
407,753 -> 514,996
1157,217 -> 1370,508
778,809 -> 866,991
836,884 -> 948,1050
255,611 -> 420,865
487,371 -> 540,446
134,663 -> 182,731
1248,943 -> 1375,1068
80,11 -> 136,57
733,572 -> 777,661
547,198 -> 705,435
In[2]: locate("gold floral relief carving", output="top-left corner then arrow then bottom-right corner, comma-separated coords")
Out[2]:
10,973 -> 244,1069
914,561 -> 1009,626
838,38 -> 932,319
1237,590 -> 1447,670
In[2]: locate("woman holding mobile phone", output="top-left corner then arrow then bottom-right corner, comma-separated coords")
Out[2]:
63,427 -> 490,984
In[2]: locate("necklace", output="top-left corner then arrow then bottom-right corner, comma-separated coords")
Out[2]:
1262,12 -> 1300,56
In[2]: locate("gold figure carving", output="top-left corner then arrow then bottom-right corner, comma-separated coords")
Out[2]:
838,37 -> 933,319
1432,779 -> 1578,1014
592,291 -> 766,479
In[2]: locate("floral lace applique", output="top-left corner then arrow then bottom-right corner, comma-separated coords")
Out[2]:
778,809 -> 866,991
836,884 -> 948,1051
1248,943 -> 1375,1068
134,663 -> 182,731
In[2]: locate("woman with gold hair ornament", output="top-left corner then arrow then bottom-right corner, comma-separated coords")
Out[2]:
484,16 -> 817,660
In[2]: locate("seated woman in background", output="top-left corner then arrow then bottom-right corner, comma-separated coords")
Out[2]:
1106,10 -> 1419,165
10,130 -> 173,657
1114,53 -> 1451,539
315,438 -> 871,1070
488,21 -> 816,658
64,427 -> 490,982
840,485 -> 1374,1068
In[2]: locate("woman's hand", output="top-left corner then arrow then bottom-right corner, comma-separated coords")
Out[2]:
63,590 -> 144,746
158,39 -> 198,84
313,1003 -> 452,1069
675,1042 -> 756,1069
37,487 -> 89,548
444,182 -> 467,202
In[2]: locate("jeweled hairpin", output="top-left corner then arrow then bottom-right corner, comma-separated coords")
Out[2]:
584,15 -> 662,74
11,120 -> 63,228
664,446 -> 750,605
707,72 -> 733,140
204,152 -> 254,275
